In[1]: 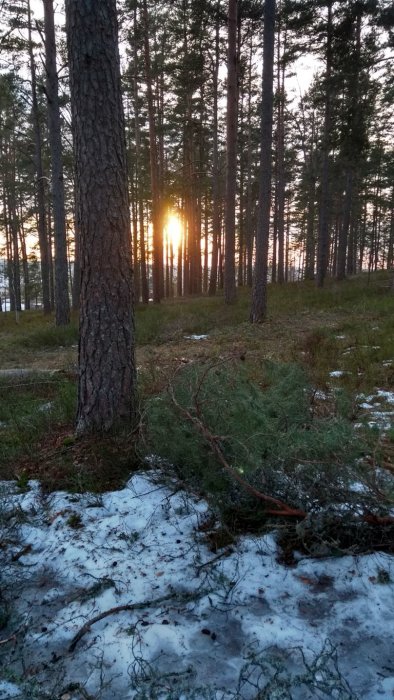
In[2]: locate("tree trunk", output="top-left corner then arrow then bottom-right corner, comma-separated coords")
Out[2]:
245,36 -> 254,288
142,0 -> 163,303
43,0 -> 70,325
133,6 -> 149,304
316,1 -> 333,288
336,170 -> 353,280
224,0 -> 238,304
71,204 -> 80,310
65,0 -> 136,434
208,8 -> 220,297
276,26 -> 286,284
27,0 -> 51,314
250,0 -> 276,323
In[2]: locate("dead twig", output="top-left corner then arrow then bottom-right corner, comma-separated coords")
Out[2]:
196,548 -> 233,575
0,633 -> 17,646
69,588 -> 209,653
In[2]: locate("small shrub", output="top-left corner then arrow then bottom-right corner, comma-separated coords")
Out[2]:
66,512 -> 83,529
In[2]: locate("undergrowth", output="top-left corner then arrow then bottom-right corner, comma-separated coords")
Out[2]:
131,639 -> 356,699
145,359 -> 394,555
145,360 -> 359,501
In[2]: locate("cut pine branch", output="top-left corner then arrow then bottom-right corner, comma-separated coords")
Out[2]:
167,381 -> 306,519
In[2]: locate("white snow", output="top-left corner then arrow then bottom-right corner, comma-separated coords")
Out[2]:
0,473 -> 393,699
184,334 -> 209,341
356,390 -> 394,431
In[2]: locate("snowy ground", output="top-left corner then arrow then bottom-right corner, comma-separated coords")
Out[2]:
0,471 -> 393,700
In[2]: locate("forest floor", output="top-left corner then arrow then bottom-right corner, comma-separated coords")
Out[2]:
0,273 -> 394,699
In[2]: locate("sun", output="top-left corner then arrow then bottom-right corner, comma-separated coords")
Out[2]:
165,211 -> 183,251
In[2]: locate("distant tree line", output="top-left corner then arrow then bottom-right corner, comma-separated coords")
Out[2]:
0,0 -> 393,324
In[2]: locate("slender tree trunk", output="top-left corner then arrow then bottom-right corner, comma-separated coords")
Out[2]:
203,197 -> 209,293
47,205 -> 55,309
8,192 -> 21,311
224,0 -> 238,304
71,203 -> 80,310
27,0 -> 51,314
131,177 -> 140,303
276,26 -> 286,284
250,0 -> 276,323
65,0 -> 136,434
43,0 -> 70,325
208,9 -> 220,296
18,219 -> 30,311
245,37 -> 254,287
316,1 -> 333,288
387,187 -> 394,270
336,170 -> 353,280
133,7 -> 149,304
142,0 -> 163,303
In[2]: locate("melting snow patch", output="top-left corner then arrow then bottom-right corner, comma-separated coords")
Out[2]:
0,473 -> 393,699
38,401 -> 54,413
184,334 -> 209,340
0,682 -> 21,699
356,390 -> 394,432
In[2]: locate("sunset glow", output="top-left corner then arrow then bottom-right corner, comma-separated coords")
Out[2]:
165,211 -> 183,251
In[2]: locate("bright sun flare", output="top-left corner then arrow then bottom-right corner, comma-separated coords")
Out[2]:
165,212 -> 183,250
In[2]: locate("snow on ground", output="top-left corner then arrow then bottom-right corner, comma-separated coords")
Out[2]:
356,390 -> 394,431
184,335 -> 209,341
1,472 -> 394,700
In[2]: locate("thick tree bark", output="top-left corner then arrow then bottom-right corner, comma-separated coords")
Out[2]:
43,0 -> 70,325
250,0 -> 276,323
65,0 -> 136,434
224,0 -> 238,304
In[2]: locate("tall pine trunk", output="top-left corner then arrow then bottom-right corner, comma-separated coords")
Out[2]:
65,0 -> 136,434
43,0 -> 70,325
27,0 -> 51,314
224,0 -> 237,304
208,9 -> 220,296
316,1 -> 333,288
250,0 -> 276,322
142,0 -> 163,303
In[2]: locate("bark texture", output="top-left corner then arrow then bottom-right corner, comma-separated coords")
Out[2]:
65,0 -> 136,434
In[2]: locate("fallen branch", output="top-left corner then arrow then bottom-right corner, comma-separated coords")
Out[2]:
69,588 -> 209,653
363,512 -> 394,526
167,378 -> 306,519
196,548 -> 233,574
0,633 -> 17,646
